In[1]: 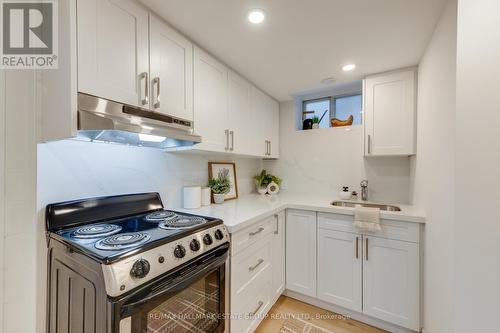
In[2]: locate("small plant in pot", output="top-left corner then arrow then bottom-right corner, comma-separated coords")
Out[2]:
253,170 -> 282,195
312,116 -> 320,129
209,169 -> 231,204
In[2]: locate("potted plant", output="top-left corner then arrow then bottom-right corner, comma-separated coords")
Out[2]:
253,170 -> 282,195
312,116 -> 320,129
208,169 -> 231,204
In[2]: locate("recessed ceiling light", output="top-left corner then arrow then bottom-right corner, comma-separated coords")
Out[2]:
248,9 -> 265,24
342,64 -> 356,72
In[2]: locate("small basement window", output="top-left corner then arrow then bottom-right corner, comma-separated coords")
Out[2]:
333,94 -> 362,126
302,97 -> 331,129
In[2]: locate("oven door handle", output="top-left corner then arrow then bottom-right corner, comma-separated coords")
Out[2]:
120,244 -> 228,314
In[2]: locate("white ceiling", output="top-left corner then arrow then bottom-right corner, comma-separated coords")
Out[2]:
140,0 -> 447,101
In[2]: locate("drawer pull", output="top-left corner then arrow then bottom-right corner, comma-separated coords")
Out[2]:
249,227 -> 264,237
248,259 -> 264,272
249,301 -> 264,316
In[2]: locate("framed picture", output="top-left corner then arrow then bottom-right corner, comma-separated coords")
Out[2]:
208,162 -> 238,201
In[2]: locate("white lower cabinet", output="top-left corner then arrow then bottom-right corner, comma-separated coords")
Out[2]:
285,209 -> 317,297
230,212 -> 285,333
317,229 -> 362,312
363,236 -> 420,331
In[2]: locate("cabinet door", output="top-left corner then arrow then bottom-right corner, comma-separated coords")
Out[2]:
272,212 -> 286,300
317,229 -> 362,312
251,86 -> 272,157
364,69 -> 416,156
286,209 -> 317,297
269,99 -> 280,158
227,71 -> 252,155
150,15 -> 193,121
193,47 -> 228,152
77,0 -> 149,107
363,236 -> 420,331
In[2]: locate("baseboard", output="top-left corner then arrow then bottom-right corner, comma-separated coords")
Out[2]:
283,290 -> 421,333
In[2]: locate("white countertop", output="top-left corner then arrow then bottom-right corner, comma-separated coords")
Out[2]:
176,193 -> 426,233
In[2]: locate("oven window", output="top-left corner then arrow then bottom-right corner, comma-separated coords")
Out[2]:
145,269 -> 222,333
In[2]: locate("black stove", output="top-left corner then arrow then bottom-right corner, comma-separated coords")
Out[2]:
45,193 -> 230,333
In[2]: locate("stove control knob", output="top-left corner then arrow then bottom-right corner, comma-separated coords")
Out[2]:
130,259 -> 150,279
214,229 -> 224,241
174,245 -> 186,259
190,239 -> 201,251
203,234 -> 213,245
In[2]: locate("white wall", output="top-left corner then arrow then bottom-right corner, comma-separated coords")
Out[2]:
409,1 -> 457,332
264,101 -> 411,203
0,71 -> 38,333
454,0 -> 500,331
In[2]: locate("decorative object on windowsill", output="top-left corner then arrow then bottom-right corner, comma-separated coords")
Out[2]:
208,162 -> 238,202
253,170 -> 282,195
312,116 -> 320,129
208,169 -> 231,204
339,186 -> 352,200
331,114 -> 354,127
302,118 -> 313,130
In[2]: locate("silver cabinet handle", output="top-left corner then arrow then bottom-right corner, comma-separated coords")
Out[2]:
249,227 -> 264,237
274,214 -> 279,234
152,77 -> 160,109
365,237 -> 369,260
139,72 -> 148,105
249,258 -> 264,272
367,134 -> 372,154
225,129 -> 229,151
264,141 -> 268,156
249,301 -> 264,316
355,237 -> 359,259
230,130 -> 234,151
269,141 -> 272,156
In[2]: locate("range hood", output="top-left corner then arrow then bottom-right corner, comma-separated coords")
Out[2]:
77,93 -> 201,148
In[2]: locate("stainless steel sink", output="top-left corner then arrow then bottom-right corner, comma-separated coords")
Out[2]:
331,201 -> 401,212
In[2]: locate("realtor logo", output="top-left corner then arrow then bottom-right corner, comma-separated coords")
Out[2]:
1,0 -> 58,69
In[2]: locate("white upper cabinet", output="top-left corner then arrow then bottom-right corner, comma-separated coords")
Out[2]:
227,71 -> 253,155
77,0 -> 149,107
363,236 -> 420,331
252,87 -> 280,158
364,68 -> 416,156
286,210 -> 317,297
149,15 -> 193,121
317,229 -> 362,312
193,47 -> 228,152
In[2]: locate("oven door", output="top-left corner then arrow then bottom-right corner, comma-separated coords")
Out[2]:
114,243 -> 229,333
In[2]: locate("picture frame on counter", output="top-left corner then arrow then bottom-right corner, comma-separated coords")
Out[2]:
208,162 -> 239,201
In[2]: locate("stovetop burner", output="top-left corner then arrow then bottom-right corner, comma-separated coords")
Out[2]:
159,216 -> 207,230
144,210 -> 177,222
72,224 -> 122,239
95,232 -> 151,250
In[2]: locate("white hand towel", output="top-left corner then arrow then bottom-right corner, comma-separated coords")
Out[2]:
353,206 -> 381,232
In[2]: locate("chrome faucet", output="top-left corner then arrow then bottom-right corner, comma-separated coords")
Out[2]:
360,180 -> 368,201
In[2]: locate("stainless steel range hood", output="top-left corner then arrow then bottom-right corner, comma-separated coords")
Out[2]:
77,93 -> 201,148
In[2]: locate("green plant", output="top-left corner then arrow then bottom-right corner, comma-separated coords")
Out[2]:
208,169 -> 231,194
312,116 -> 320,124
253,170 -> 282,188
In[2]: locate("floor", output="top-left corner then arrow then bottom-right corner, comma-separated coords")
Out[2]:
255,296 -> 388,333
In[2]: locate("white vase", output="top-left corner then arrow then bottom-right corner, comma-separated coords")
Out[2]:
213,193 -> 225,204
312,123 -> 319,129
257,186 -> 268,195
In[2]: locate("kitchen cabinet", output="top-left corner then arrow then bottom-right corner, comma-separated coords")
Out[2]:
286,209 -> 317,297
363,235 -> 420,331
193,47 -> 228,152
77,0 -> 149,108
150,15 -> 193,121
272,211 -> 286,301
364,68 -> 416,156
252,86 -> 280,158
227,71 -> 254,155
317,229 -> 362,312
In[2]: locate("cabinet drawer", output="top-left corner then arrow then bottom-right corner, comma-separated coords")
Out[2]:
231,215 -> 275,254
318,212 -> 420,243
231,234 -> 272,296
231,279 -> 271,333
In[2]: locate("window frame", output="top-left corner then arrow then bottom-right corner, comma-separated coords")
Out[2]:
302,96 -> 332,122
332,92 -> 363,123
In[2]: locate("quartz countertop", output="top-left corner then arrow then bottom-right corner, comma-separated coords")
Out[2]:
175,193 -> 426,233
